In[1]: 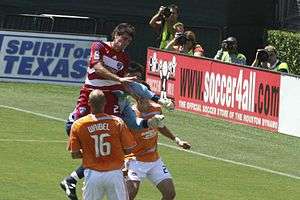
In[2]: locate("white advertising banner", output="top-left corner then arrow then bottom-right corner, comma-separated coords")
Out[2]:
278,75 -> 300,137
0,31 -> 106,85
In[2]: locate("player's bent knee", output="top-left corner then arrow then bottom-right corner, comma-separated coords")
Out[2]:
127,180 -> 140,200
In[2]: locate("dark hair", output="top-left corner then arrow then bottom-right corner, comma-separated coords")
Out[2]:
184,30 -> 196,45
128,61 -> 144,73
111,23 -> 135,40
128,61 -> 145,80
168,4 -> 179,15
264,45 -> 277,55
224,36 -> 237,44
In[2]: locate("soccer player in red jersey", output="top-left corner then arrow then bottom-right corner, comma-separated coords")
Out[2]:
60,23 -> 171,200
79,22 -> 173,115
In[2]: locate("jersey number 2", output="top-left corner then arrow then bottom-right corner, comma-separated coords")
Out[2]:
91,134 -> 111,157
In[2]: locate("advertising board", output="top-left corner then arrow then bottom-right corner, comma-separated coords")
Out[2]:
146,48 -> 281,131
0,30 -> 106,85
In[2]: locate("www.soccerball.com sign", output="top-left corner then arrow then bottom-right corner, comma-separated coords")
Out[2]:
0,30 -> 106,85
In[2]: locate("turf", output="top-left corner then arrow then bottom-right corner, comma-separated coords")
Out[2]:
0,82 -> 299,200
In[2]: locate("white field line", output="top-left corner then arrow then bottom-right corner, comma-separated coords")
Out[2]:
1,104 -> 300,180
0,138 -> 67,143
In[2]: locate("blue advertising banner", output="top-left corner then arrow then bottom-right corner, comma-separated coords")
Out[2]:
0,31 -> 106,85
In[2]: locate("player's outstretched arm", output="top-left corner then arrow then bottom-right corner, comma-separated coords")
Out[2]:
158,126 -> 191,150
94,62 -> 136,83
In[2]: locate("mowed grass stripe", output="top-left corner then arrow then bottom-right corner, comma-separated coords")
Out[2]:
1,104 -> 299,180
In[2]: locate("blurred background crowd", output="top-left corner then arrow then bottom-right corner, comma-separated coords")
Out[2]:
0,0 -> 299,75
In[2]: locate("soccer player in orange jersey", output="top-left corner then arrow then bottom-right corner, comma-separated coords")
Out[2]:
68,89 -> 136,200
126,92 -> 191,200
62,88 -> 165,200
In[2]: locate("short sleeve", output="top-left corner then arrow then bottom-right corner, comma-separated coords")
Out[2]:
89,41 -> 105,67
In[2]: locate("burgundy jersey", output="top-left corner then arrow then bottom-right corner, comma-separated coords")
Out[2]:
73,88 -> 122,120
84,41 -> 130,90
103,90 -> 121,116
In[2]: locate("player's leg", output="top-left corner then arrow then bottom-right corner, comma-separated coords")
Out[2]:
115,91 -> 165,130
106,170 -> 129,200
126,81 -> 174,110
127,160 -> 148,199
121,101 -> 165,130
61,108 -> 86,199
61,109 -> 86,200
156,179 -> 176,200
65,87 -> 91,136
61,106 -> 88,200
60,165 -> 85,195
82,169 -> 105,200
147,159 -> 175,200
126,81 -> 156,100
60,87 -> 91,200
126,180 -> 140,200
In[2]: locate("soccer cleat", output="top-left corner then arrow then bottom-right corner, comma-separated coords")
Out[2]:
158,98 -> 175,110
60,178 -> 78,200
147,114 -> 165,128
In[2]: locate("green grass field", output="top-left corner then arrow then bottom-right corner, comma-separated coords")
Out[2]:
0,82 -> 300,200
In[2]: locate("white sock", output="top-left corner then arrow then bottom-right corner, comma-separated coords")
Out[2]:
70,171 -> 79,181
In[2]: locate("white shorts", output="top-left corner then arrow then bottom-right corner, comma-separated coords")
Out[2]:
127,158 -> 172,186
83,169 -> 129,200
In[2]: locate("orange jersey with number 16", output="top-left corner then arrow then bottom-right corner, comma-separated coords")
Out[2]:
68,113 -> 136,171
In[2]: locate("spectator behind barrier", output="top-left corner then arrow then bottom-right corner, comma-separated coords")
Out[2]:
165,30 -> 204,57
214,36 -> 246,65
149,4 -> 179,49
251,45 -> 289,73
173,22 -> 184,35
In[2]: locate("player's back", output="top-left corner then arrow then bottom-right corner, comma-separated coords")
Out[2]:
71,113 -> 135,171
103,90 -> 122,116
74,89 -> 122,116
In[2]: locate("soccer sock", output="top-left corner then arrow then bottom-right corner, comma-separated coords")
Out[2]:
75,165 -> 85,179
142,119 -> 149,128
68,171 -> 79,184
151,95 -> 160,103
67,167 -> 82,184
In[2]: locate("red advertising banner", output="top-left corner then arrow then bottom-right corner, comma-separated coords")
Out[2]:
146,48 -> 281,132
146,49 -> 176,99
